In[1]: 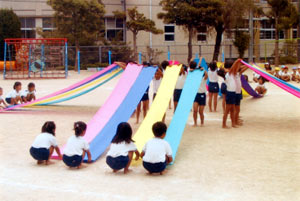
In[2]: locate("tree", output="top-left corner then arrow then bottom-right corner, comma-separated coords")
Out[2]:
158,0 -> 220,63
233,31 -> 250,58
266,0 -> 298,66
0,9 -> 21,60
115,7 -> 162,61
46,0 -> 105,69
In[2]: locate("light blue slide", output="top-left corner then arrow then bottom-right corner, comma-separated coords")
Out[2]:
165,59 -> 205,163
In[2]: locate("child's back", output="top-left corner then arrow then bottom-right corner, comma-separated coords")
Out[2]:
143,137 -> 172,163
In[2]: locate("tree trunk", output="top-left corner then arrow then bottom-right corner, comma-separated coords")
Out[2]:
213,24 -> 224,61
275,17 -> 279,67
75,41 -> 79,71
133,32 -> 137,62
187,26 -> 193,63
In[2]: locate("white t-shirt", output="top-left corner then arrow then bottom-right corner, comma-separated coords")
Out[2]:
208,70 -> 218,83
6,90 -> 21,98
0,96 -> 3,101
257,83 -> 266,89
198,78 -> 207,94
153,78 -> 161,94
279,71 -> 290,77
32,132 -> 58,149
175,73 -> 187,90
253,72 -> 260,78
235,73 -> 242,94
21,90 -> 36,97
225,73 -> 236,92
107,141 -> 137,157
142,138 -> 172,163
63,135 -> 89,156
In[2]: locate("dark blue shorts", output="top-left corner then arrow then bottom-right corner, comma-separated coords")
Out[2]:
153,93 -> 157,100
5,98 -> 12,104
173,89 -> 182,102
30,147 -> 50,161
106,155 -> 129,170
194,93 -> 206,106
221,83 -> 227,94
143,161 -> 167,173
208,82 -> 219,93
63,154 -> 82,167
235,93 -> 242,106
226,91 -> 236,105
141,93 -> 149,101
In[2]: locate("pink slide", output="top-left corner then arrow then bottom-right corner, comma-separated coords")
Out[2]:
52,64 -> 143,158
2,64 -> 118,112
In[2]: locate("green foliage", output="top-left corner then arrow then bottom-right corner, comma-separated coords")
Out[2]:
0,9 -> 21,60
279,40 -> 298,64
102,38 -> 134,63
233,31 -> 250,58
46,0 -> 105,47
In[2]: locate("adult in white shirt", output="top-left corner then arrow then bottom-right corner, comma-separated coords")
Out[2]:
5,81 -> 23,105
63,122 -> 91,168
207,61 -> 220,112
141,122 -> 173,175
30,121 -> 62,165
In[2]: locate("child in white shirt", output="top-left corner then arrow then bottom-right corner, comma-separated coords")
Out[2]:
207,61 -> 219,112
291,67 -> 300,83
106,122 -> 140,174
173,65 -> 187,112
21,82 -> 36,103
5,81 -> 23,105
30,121 -> 62,165
141,122 -> 173,175
0,87 -> 8,109
63,121 -> 92,168
255,76 -> 267,96
279,66 -> 291,82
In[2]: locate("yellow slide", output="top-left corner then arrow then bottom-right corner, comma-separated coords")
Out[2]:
133,65 -> 181,152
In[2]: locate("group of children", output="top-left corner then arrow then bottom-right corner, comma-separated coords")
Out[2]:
30,121 -> 172,175
0,81 -> 36,109
263,63 -> 300,83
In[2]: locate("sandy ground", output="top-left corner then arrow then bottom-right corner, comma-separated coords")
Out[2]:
0,70 -> 299,201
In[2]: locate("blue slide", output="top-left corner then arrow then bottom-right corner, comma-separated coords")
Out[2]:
85,67 -> 157,161
165,59 -> 205,163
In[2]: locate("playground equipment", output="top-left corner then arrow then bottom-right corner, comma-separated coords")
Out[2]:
3,38 -> 68,79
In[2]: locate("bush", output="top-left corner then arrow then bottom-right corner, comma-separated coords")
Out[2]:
279,55 -> 298,65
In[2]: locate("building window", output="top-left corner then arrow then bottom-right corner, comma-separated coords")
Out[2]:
105,18 -> 124,41
20,17 -> 36,38
164,25 -> 175,41
42,17 -> 55,33
197,26 -> 207,42
260,19 -> 284,40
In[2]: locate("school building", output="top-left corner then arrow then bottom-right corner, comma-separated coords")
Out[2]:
0,0 -> 299,63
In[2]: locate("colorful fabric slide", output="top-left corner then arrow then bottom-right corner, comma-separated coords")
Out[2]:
133,64 -> 182,152
241,61 -> 300,99
85,66 -> 157,161
52,64 -> 143,159
165,59 -> 205,163
1,64 -> 119,111
241,75 -> 262,98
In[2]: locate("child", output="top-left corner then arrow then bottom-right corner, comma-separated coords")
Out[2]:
222,59 -> 241,128
253,72 -> 260,83
264,62 -> 273,74
191,63 -> 208,126
141,122 -> 173,175
21,82 -> 36,103
291,67 -> 299,83
279,66 -> 291,82
161,60 -> 172,109
5,81 -> 23,105
30,121 -> 62,165
274,67 -> 281,79
106,122 -> 140,174
0,87 -> 8,109
63,121 -> 91,168
173,65 -> 187,112
255,76 -> 267,96
207,61 -> 219,112
218,67 -> 227,114
153,67 -> 163,100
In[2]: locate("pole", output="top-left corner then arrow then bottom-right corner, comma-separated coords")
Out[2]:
195,53 -> 199,59
138,52 -> 142,64
77,51 -> 80,74
149,0 -> 152,48
3,42 -> 7,79
28,44 -> 31,78
167,46 -> 170,60
108,50 -> 112,65
41,44 -> 44,78
249,8 -> 254,62
65,42 -> 68,78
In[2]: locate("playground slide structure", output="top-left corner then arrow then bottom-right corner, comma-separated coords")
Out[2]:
52,64 -> 143,158
133,64 -> 182,152
165,59 -> 205,162
85,66 -> 157,161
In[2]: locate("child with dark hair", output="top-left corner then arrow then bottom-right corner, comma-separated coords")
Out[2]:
173,65 -> 187,112
63,121 -> 91,168
30,121 -> 62,165
21,82 -> 36,103
161,60 -> 169,70
141,122 -> 173,175
106,122 -> 140,174
255,76 -> 267,96
0,87 -> 8,109
5,81 -> 23,105
217,67 -> 227,114
207,61 -> 219,112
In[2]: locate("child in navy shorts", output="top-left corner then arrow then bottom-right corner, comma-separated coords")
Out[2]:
207,61 -> 219,112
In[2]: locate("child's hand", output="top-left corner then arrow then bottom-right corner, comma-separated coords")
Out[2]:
135,155 -> 139,160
